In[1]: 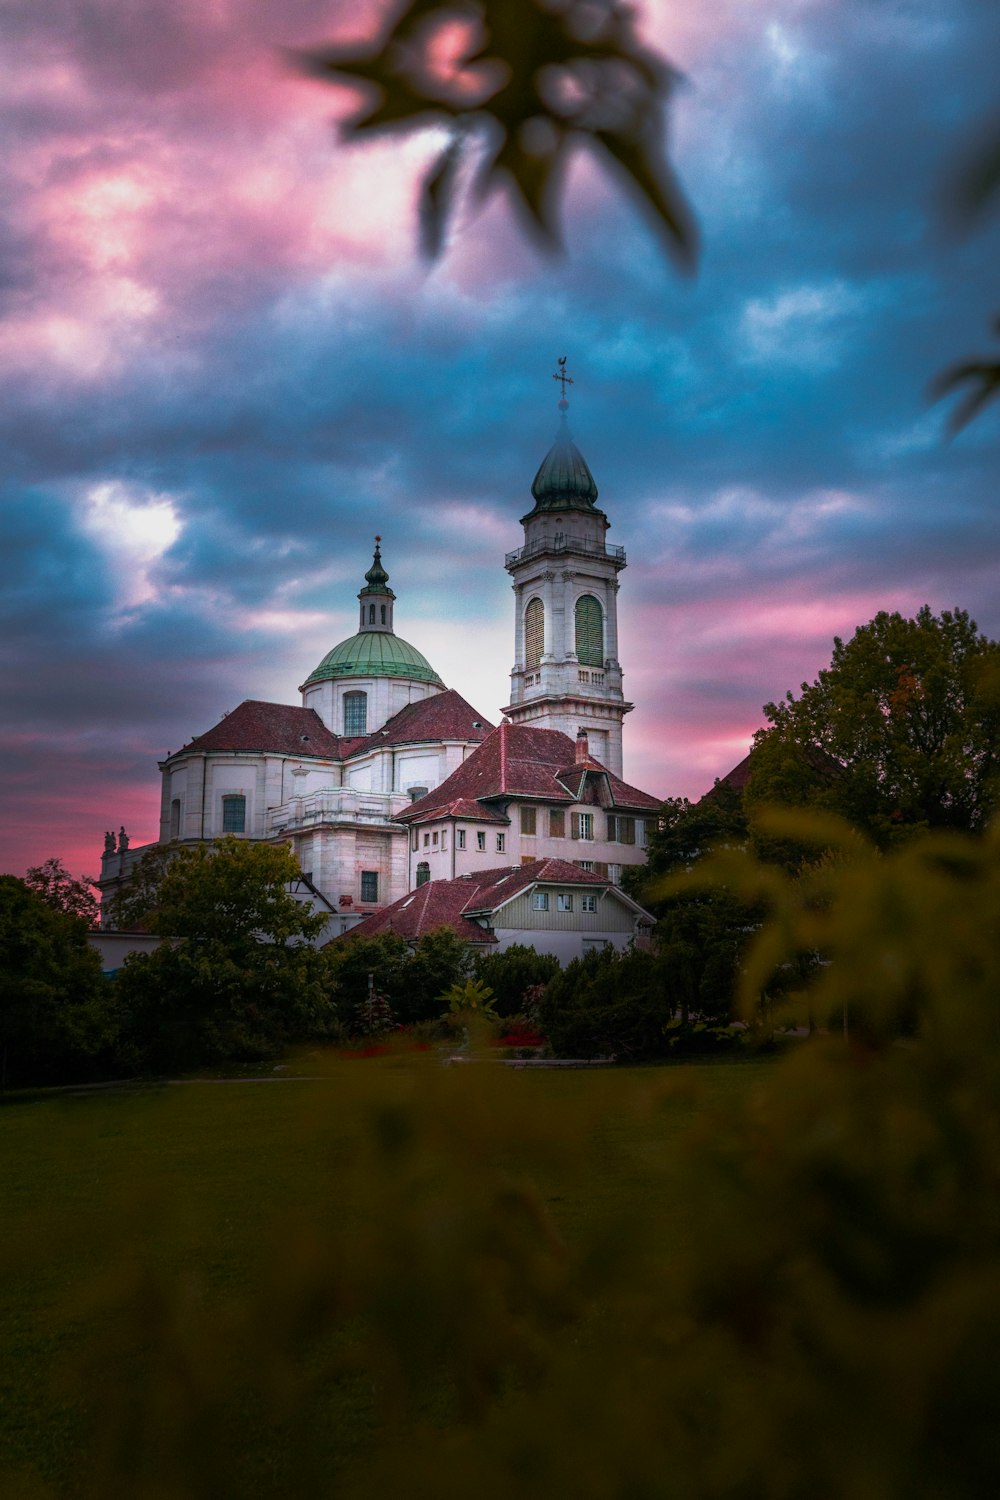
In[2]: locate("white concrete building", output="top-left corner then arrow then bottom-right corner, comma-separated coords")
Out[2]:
97,389 -> 661,939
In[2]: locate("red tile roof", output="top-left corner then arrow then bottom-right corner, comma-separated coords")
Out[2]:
168,700 -> 343,760
399,720 -> 660,822
346,689 -> 492,757
333,858 -> 636,946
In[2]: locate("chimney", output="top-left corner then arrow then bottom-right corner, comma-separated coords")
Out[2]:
575,729 -> 589,764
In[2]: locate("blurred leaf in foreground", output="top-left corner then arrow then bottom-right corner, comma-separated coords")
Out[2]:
298,0 -> 697,265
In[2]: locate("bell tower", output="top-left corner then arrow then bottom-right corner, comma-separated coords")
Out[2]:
503,362 -> 631,776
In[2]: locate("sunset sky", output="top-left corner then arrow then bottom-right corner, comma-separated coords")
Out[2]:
2,0 -> 999,882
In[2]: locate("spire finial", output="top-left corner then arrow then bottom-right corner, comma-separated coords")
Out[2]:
553,355 -> 573,412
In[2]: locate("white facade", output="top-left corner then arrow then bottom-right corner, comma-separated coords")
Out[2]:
99,407 -> 661,947
503,413 -> 632,776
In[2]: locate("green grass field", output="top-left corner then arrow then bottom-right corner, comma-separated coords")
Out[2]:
0,1055 -> 768,1498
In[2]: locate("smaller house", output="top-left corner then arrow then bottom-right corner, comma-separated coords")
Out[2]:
332,857 -> 655,964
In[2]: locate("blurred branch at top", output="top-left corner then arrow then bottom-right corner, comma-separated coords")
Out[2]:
932,111 -> 1000,436
296,0 -> 697,266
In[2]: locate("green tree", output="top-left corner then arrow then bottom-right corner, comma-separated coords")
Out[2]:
24,857 -> 100,927
0,875 -> 111,1087
472,943 -> 560,1018
539,945 -> 679,1060
115,839 -> 334,1072
397,926 -> 472,1025
321,931 -> 411,1032
101,842 -> 177,931
750,606 -> 1000,844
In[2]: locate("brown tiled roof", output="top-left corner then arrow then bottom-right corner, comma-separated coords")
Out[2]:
346,689 -> 492,758
169,700 -> 343,760
399,720 -> 660,822
334,880 -> 499,946
333,858 -> 640,946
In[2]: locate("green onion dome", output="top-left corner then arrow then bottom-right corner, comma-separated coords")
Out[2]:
527,410 -> 602,515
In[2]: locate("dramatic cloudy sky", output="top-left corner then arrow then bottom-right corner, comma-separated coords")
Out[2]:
2,0 -> 998,881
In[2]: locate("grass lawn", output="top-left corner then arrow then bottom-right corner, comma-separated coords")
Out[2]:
0,1055 -> 769,1497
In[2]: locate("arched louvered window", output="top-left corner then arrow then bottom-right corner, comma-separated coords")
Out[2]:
575,594 -> 603,666
415,862 -> 430,887
343,691 -> 367,736
524,597 -> 544,669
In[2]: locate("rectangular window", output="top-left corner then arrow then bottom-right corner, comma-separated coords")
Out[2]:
608,863 -> 622,885
581,894 -> 597,913
476,831 -> 486,851
556,893 -> 574,912
169,799 -> 181,839
411,830 -> 419,852
221,794 -> 246,833
637,819 -> 647,847
441,831 -> 447,850
496,833 -> 505,853
360,870 -> 378,903
575,860 -> 595,872
607,814 -> 635,844
532,891 -> 549,911
423,832 -> 430,848
343,691 -> 367,737
572,812 -> 594,841
457,829 -> 466,850
432,831 -> 439,846
549,808 -> 565,838
520,806 -> 536,836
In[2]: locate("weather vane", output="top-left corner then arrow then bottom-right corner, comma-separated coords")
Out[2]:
553,355 -> 574,405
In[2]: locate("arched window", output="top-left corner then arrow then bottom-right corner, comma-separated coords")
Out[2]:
221,794 -> 246,833
169,799 -> 181,839
575,594 -> 603,666
369,603 -> 376,623
343,691 -> 367,736
524,597 -> 544,669
415,862 -> 430,887
381,604 -> 386,624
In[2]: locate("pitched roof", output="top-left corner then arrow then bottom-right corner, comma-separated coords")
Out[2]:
399,720 -> 660,822
345,690 -> 492,758
168,700 -> 343,760
333,858 -> 648,946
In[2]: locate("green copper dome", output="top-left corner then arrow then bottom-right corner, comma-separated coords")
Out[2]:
528,413 -> 602,514
303,631 -> 444,688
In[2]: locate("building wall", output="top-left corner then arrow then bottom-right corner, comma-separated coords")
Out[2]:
302,675 -> 443,736
406,803 -> 650,888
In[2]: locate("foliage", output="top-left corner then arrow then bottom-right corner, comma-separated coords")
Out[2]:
934,116 -> 1000,433
24,857 -> 100,928
0,875 -> 112,1087
396,925 -> 472,1024
113,839 -> 334,1071
472,942 -> 560,1016
538,945 -> 680,1059
101,842 -> 177,931
324,924 -> 472,1029
6,802 -> 1000,1498
300,0 -> 695,264
751,606 -> 1000,844
322,931 -> 411,1030
440,976 -> 498,1019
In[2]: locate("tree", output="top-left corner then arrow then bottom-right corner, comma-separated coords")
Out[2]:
322,931 -> 412,1032
300,0 -> 695,264
114,839 -> 334,1072
24,857 -> 100,927
472,943 -> 560,1018
0,875 -> 111,1087
750,606 -> 1000,844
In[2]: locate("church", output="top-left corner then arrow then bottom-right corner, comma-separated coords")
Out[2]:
98,385 -> 662,937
